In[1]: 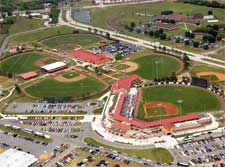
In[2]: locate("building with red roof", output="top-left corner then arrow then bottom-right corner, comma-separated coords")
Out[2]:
153,23 -> 180,31
111,74 -> 140,92
69,49 -> 111,65
19,71 -> 38,80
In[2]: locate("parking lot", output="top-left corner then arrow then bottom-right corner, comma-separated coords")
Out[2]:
95,41 -> 142,57
4,100 -> 104,114
53,147 -> 147,167
180,135 -> 225,166
23,120 -> 82,137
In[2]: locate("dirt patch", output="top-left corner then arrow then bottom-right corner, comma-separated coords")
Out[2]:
35,57 -> 60,67
196,71 -> 225,81
0,76 -> 14,89
54,73 -> 86,82
118,61 -> 139,73
144,102 -> 179,118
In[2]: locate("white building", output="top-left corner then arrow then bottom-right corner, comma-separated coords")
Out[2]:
0,149 -> 38,167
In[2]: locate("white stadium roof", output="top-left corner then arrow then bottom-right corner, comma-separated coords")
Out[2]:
41,61 -> 66,71
0,149 -> 38,167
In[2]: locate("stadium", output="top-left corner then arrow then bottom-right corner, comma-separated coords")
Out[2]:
96,74 -> 224,141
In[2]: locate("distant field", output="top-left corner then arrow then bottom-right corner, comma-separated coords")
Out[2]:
41,34 -> 102,48
131,54 -> 182,80
11,25 -> 74,43
0,52 -> 44,74
90,2 -> 225,29
138,85 -> 221,121
25,76 -> 105,98
84,137 -> 174,163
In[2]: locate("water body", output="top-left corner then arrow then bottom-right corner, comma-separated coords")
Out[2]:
74,10 -> 91,23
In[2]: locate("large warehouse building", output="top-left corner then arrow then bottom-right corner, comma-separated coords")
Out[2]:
0,149 -> 38,167
41,62 -> 67,73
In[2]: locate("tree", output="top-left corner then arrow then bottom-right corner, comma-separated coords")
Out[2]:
193,41 -> 199,48
202,35 -> 208,42
136,29 -> 141,34
114,52 -> 123,60
208,10 -> 213,15
207,35 -> 216,43
130,21 -> 136,28
160,33 -> 167,40
149,30 -> 154,36
15,84 -> 21,94
189,33 -> 195,39
105,32 -> 110,39
7,73 -> 13,78
184,40 -> 189,45
185,31 -> 191,38
203,45 -> 209,50
73,30 -> 79,34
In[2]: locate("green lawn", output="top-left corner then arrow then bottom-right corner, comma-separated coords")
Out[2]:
8,16 -> 43,34
0,52 -> 44,74
25,77 -> 105,98
41,34 -> 102,48
83,137 -> 174,164
93,107 -> 103,114
138,85 -> 221,121
11,25 -> 74,44
131,54 -> 181,80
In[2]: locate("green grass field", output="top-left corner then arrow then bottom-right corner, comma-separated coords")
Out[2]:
25,77 -> 105,98
138,85 -> 221,121
200,75 -> 219,81
147,107 -> 166,117
114,64 -> 130,70
90,2 -> 225,30
41,34 -> 103,48
83,137 -> 174,163
0,52 -> 44,74
62,72 -> 79,79
11,25 -> 74,44
131,54 -> 181,80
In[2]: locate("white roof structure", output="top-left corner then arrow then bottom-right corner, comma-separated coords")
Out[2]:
0,149 -> 38,167
41,61 -> 66,71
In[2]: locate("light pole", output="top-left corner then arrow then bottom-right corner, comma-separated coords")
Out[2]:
177,99 -> 183,115
155,60 -> 160,80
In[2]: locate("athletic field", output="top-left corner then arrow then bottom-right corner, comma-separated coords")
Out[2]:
0,52 -> 44,74
131,54 -> 182,80
41,34 -> 103,48
138,85 -> 221,121
25,76 -> 105,98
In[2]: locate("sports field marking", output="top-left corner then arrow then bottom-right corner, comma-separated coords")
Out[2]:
35,57 -> 59,67
102,73 -> 119,80
117,61 -> 139,73
144,102 -> 179,119
196,72 -> 225,81
54,72 -> 86,82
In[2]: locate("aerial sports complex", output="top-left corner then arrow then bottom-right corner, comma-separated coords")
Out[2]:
92,74 -> 224,146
